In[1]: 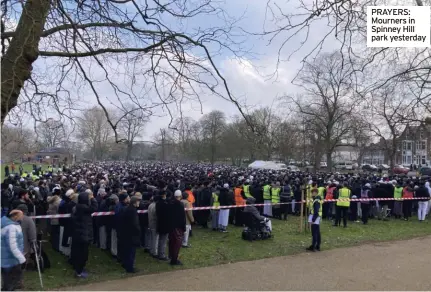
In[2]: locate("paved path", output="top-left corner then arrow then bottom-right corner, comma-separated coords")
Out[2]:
67,236 -> 431,291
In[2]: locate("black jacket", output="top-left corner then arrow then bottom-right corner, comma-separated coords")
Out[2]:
71,193 -> 98,243
122,205 -> 141,246
156,199 -> 170,234
198,187 -> 212,207
169,199 -> 186,232
415,186 -> 430,201
218,188 -> 234,206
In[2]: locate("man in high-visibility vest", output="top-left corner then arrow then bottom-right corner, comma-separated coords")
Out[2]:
306,188 -> 322,252
262,181 -> 272,217
393,181 -> 403,219
242,181 -> 253,199
234,183 -> 246,226
334,182 -> 351,227
271,182 -> 281,220
210,190 -> 220,231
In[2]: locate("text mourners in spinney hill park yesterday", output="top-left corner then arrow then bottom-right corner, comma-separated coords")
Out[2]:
367,6 -> 430,48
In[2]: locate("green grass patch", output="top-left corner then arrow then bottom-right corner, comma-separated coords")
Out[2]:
1,163 -> 49,181
24,216 -> 431,290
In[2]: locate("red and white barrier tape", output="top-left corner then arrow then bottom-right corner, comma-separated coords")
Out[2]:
29,197 -> 430,219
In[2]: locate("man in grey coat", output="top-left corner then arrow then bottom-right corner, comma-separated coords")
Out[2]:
244,197 -> 266,222
15,204 -> 37,268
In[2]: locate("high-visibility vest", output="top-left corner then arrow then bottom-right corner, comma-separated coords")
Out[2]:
243,185 -> 253,198
271,188 -> 281,204
21,172 -> 28,178
234,188 -> 245,205
326,186 -> 335,200
337,188 -> 351,207
263,185 -> 271,200
394,187 -> 403,199
48,167 -> 53,172
307,186 -> 317,209
212,192 -> 220,208
185,190 -> 195,207
310,198 -> 323,217
317,187 -> 325,198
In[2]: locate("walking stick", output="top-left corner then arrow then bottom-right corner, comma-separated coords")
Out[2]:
33,241 -> 44,289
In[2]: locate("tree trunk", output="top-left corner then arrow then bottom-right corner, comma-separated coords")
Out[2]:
326,150 -> 333,172
125,142 -> 133,162
1,0 -> 51,124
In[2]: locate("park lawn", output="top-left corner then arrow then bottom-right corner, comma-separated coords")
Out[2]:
1,163 -> 48,181
24,216 -> 431,291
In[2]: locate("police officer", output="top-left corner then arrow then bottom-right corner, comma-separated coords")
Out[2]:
334,182 -> 351,228
307,188 -> 322,252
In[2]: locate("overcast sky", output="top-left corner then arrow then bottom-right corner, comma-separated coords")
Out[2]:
10,0 -> 340,139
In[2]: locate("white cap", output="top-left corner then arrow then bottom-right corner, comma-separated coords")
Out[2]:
223,183 -> 229,188
365,183 -> 371,188
174,190 -> 182,197
65,189 -> 74,197
20,178 -> 24,182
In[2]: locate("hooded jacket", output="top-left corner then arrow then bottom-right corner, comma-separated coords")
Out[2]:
47,195 -> 61,225
1,216 -> 25,268
243,197 -> 265,222
71,193 -> 98,242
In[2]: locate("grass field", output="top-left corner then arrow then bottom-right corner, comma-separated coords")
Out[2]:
1,163 -> 48,181
24,216 -> 431,290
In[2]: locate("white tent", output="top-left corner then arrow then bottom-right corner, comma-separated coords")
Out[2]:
248,160 -> 285,170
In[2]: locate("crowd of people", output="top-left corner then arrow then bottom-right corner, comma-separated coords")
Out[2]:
1,162 -> 431,290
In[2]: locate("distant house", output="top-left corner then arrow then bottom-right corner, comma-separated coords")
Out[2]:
398,124 -> 431,167
332,145 -> 359,163
362,139 -> 389,166
28,147 -> 75,165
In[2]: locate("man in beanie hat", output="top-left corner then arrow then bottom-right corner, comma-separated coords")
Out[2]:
169,190 -> 186,265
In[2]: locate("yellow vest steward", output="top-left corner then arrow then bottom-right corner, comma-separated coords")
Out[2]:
317,187 -> 325,197
337,188 -> 351,207
243,185 -> 253,198
21,172 -> 28,178
212,193 -> 220,208
263,185 -> 271,200
271,188 -> 281,204
310,198 -> 323,217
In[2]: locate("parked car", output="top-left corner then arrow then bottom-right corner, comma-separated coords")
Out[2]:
362,164 -> 377,172
419,167 -> 431,176
378,164 -> 390,170
335,161 -> 355,170
287,165 -> 300,172
393,165 -> 409,174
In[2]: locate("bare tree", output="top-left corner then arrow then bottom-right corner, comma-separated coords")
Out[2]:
367,85 -> 417,171
1,0 -> 252,139
200,110 -> 226,165
261,0 -> 430,95
1,125 -> 36,162
76,106 -> 113,161
117,105 -> 148,161
37,119 -> 67,148
287,52 -> 357,170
